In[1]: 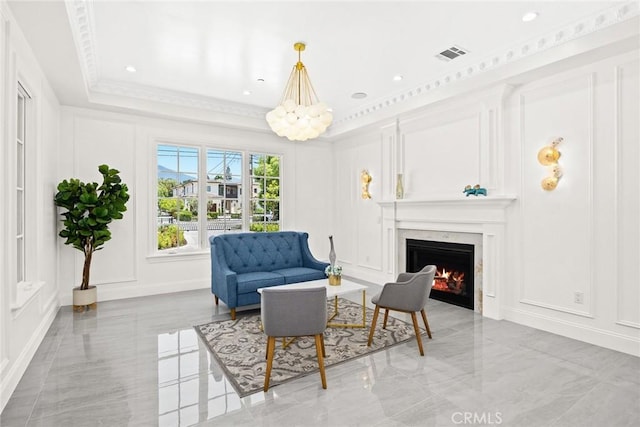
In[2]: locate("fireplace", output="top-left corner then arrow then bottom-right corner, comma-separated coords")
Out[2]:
406,239 -> 474,310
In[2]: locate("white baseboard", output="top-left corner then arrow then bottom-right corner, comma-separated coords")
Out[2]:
503,307 -> 640,357
0,300 -> 59,412
59,279 -> 209,306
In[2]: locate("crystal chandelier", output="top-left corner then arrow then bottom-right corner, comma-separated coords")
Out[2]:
266,42 -> 333,141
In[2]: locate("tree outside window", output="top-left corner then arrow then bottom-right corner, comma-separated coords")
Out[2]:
156,144 -> 280,254
250,154 -> 280,232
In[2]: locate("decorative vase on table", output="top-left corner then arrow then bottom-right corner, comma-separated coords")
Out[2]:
325,265 -> 343,286
326,236 -> 342,285
328,274 -> 341,286
328,235 -> 336,266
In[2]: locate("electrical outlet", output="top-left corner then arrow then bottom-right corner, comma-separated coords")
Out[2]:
574,292 -> 584,304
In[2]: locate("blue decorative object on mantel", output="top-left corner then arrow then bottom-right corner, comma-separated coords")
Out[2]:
463,184 -> 487,197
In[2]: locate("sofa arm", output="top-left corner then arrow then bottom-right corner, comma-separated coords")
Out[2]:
298,232 -> 330,271
210,239 -> 238,309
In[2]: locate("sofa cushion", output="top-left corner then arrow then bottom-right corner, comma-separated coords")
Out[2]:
237,271 -> 285,294
272,267 -> 327,284
217,232 -> 304,274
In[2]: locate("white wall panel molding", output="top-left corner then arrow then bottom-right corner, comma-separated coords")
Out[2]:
0,2 -> 10,383
59,278 -> 208,306
518,71 -> 595,318
0,298 -> 57,411
482,107 -> 497,190
378,200 -> 396,278
504,306 -> 640,357
0,3 -> 62,412
380,123 -> 396,202
587,72 -> 597,319
482,84 -> 515,193
400,111 -> 482,198
377,123 -> 398,278
395,85 -> 515,200
519,299 -> 594,319
614,58 -> 640,329
70,115 -> 137,288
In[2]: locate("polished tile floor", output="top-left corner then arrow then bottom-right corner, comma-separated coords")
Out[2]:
2,284 -> 639,427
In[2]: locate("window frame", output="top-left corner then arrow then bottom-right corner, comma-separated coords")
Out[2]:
152,140 -> 282,257
16,83 -> 28,284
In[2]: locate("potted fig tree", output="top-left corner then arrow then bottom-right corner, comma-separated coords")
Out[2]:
54,164 -> 130,310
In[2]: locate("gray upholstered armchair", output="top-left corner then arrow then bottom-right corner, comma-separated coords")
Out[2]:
261,286 -> 328,392
367,265 -> 437,356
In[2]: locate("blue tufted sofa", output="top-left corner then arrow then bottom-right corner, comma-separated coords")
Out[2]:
209,231 -> 329,319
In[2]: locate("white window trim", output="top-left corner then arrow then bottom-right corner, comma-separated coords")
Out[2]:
149,139 -> 283,258
12,78 -> 40,311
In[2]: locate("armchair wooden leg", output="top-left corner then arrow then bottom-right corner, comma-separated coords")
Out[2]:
315,334 -> 327,389
230,308 -> 236,320
320,334 -> 326,358
421,309 -> 432,339
383,309 -> 390,329
367,305 -> 381,347
265,335 -> 274,360
411,312 -> 425,356
264,336 -> 276,392
214,295 -> 219,305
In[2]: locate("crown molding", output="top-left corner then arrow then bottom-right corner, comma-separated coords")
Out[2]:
65,0 -> 98,90
65,1 -> 639,134
332,1 -> 639,128
91,79 -> 268,119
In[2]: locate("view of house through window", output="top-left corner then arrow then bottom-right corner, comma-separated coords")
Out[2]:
156,144 -> 281,253
250,154 -> 280,232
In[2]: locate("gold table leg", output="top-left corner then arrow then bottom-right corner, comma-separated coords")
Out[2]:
327,295 -> 340,322
327,290 -> 366,328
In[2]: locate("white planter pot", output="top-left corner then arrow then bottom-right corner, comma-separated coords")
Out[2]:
73,286 -> 97,310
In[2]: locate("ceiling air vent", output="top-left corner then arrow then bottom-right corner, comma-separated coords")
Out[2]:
435,45 -> 469,62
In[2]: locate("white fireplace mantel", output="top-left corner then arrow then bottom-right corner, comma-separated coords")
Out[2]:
377,195 -> 516,319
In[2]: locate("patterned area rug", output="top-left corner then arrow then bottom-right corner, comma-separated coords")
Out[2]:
194,298 -> 422,397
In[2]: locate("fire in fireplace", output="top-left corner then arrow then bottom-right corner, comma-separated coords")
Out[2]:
406,239 -> 474,310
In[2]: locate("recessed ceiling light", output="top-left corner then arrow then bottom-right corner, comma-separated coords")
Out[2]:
351,92 -> 367,99
393,75 -> 403,81
522,11 -> 539,22
243,90 -> 252,95
125,65 -> 136,73
256,78 -> 265,83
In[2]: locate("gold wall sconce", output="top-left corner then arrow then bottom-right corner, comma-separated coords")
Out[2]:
361,169 -> 372,199
538,137 -> 563,191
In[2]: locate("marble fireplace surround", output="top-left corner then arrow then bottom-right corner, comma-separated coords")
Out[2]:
378,196 -> 516,320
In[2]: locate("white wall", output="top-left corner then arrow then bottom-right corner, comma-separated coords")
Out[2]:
331,49 -> 639,356
504,50 -> 640,355
58,107 -> 333,305
329,126 -> 386,284
0,3 -> 61,411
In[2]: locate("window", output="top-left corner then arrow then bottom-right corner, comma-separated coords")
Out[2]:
157,145 -> 199,252
205,149 -> 243,242
16,84 -> 28,283
250,154 -> 280,232
156,143 -> 281,254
